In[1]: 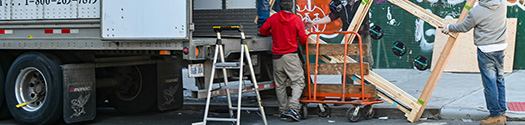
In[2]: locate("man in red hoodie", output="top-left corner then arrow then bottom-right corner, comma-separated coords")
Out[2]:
259,0 -> 307,122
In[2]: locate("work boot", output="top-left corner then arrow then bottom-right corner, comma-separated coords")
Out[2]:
480,114 -> 506,125
280,112 -> 288,121
286,109 -> 300,122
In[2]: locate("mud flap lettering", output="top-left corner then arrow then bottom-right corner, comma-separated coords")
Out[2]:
62,64 -> 96,123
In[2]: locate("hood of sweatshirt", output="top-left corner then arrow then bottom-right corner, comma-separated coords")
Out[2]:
479,0 -> 502,10
277,11 -> 296,25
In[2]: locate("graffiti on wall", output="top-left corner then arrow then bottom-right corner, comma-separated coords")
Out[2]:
386,7 -> 401,26
297,0 -> 343,38
415,18 -> 434,52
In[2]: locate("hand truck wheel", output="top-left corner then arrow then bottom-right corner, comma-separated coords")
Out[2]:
346,106 -> 362,122
300,103 -> 308,119
316,103 -> 331,117
363,105 -> 375,120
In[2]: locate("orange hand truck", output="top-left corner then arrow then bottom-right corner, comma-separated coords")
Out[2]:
300,31 -> 383,122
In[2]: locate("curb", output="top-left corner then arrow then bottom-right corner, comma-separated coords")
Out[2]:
440,107 -> 525,121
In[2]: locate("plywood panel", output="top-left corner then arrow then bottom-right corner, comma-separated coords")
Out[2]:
431,18 -> 517,73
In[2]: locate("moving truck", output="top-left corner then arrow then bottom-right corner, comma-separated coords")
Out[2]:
0,0 -> 273,124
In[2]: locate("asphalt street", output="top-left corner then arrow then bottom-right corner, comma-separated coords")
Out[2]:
1,107 -> 524,124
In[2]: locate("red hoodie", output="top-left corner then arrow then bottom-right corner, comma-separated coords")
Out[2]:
260,11 -> 308,55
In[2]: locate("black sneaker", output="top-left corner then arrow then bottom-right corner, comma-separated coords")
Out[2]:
286,109 -> 300,121
280,112 -> 288,121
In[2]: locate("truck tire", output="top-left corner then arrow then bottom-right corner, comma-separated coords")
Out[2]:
5,52 -> 63,124
109,65 -> 156,113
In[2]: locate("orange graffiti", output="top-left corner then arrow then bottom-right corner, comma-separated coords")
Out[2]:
507,0 -> 524,4
297,0 -> 343,32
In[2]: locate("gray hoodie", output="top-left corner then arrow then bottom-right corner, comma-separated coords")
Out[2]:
448,0 -> 507,49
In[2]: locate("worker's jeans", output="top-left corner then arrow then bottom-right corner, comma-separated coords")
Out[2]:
257,0 -> 280,27
273,53 -> 305,113
477,49 -> 506,117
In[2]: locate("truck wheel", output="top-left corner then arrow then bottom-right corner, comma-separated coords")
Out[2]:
5,52 -> 63,124
109,65 -> 156,113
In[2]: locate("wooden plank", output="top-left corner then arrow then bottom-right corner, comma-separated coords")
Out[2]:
409,0 -> 477,122
306,63 -> 370,75
306,44 -> 368,55
341,0 -> 375,44
431,18 -> 517,73
387,0 -> 457,38
313,84 -> 377,98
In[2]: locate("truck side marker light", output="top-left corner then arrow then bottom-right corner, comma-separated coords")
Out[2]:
183,47 -> 189,54
160,50 -> 171,55
195,48 -> 200,56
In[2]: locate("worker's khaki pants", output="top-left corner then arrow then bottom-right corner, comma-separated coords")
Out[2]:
273,53 -> 305,113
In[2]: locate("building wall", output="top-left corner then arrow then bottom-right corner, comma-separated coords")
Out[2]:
297,0 -> 524,69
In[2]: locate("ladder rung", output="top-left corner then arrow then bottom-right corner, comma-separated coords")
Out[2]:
215,66 -> 241,69
230,107 -> 260,111
205,117 -> 238,122
215,62 -> 240,67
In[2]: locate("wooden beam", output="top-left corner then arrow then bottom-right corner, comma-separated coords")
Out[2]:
306,44 -> 368,55
341,0 -> 375,44
314,84 -> 377,98
305,63 -> 370,75
408,0 -> 477,122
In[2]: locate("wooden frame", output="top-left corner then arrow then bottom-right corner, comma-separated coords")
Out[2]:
307,0 -> 477,122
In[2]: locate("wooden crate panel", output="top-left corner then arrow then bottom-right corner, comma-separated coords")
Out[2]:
312,84 -> 377,98
306,63 -> 369,75
305,44 -> 368,56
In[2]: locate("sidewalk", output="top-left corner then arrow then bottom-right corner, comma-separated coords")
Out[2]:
182,68 -> 525,121
361,69 -> 525,120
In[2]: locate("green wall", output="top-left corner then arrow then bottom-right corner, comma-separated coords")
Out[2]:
368,0 -> 524,69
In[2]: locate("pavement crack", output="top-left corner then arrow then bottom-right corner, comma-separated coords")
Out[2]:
440,86 -> 484,108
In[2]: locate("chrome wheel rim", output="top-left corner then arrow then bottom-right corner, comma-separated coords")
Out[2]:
15,67 -> 47,112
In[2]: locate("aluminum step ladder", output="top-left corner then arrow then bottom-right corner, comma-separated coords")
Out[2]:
198,25 -> 267,125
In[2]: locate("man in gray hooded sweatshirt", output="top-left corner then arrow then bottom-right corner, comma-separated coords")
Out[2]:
440,0 -> 507,124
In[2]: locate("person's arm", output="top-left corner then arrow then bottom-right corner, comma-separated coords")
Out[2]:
305,16 -> 332,29
259,17 -> 272,36
297,19 -> 308,44
305,11 -> 341,29
448,11 -> 477,33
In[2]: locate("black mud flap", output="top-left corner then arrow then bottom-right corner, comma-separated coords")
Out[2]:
62,64 -> 96,123
157,62 -> 183,111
